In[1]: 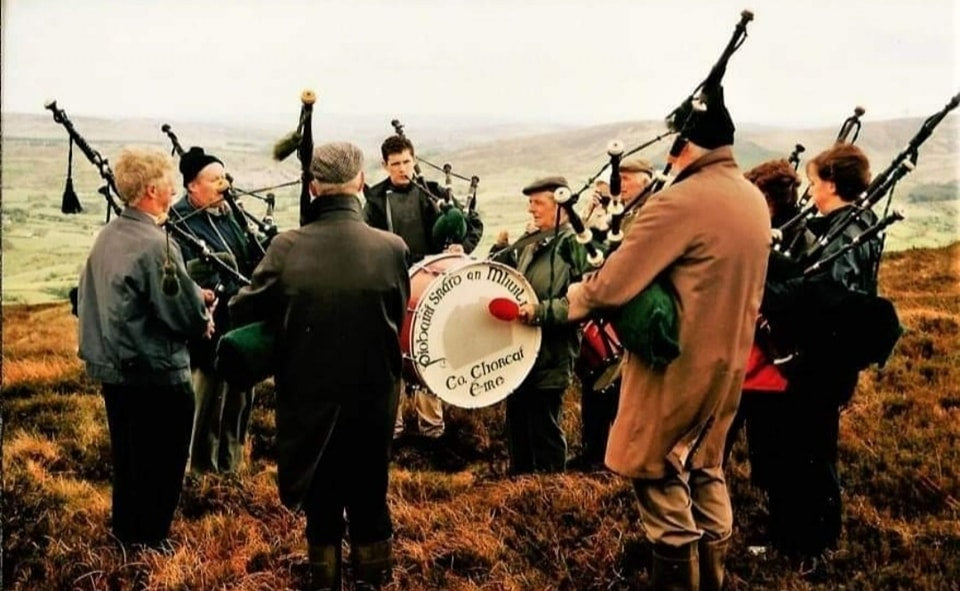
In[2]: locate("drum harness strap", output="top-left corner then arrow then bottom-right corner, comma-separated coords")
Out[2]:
491,220 -> 568,327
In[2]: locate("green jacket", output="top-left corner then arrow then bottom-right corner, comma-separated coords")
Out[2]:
493,225 -> 591,390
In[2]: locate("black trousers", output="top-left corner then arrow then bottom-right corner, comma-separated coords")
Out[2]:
302,403 -> 393,546
766,370 -> 857,557
723,391 -> 783,490
581,386 -> 619,466
506,386 -> 567,474
102,381 -> 195,545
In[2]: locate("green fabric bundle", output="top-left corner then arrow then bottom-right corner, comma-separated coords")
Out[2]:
612,279 -> 680,369
185,252 -> 238,286
431,204 -> 467,247
556,233 -> 590,273
216,321 -> 276,390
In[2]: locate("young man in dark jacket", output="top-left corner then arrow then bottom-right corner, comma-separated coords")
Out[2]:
364,135 -> 483,440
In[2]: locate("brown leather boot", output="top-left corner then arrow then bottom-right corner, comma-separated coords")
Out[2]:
307,544 -> 342,591
651,542 -> 700,591
352,538 -> 393,591
699,534 -> 731,591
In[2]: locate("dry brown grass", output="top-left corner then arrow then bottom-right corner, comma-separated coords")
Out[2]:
3,244 -> 960,590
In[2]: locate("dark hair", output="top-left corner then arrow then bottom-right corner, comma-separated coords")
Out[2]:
745,159 -> 800,221
807,143 -> 871,201
380,135 -> 415,162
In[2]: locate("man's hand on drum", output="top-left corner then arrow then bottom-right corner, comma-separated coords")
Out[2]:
444,243 -> 465,255
517,302 -> 539,326
566,282 -> 589,322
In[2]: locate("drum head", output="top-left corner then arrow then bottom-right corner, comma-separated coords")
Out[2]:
408,260 -> 542,408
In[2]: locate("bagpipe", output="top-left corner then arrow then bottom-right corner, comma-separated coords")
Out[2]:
757,92 -> 960,380
539,9 -> 756,380
207,90 -> 318,389
389,118 -> 481,249
161,123 -> 284,256
44,100 -> 251,293
780,93 -> 958,269
272,89 -> 317,226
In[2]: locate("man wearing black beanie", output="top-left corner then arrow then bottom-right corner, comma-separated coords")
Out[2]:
169,146 -> 262,475
566,84 -> 771,591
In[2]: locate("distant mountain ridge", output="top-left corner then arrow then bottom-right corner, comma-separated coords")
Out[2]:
1,109 -> 956,308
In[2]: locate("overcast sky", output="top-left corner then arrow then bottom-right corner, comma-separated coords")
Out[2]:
2,0 -> 958,128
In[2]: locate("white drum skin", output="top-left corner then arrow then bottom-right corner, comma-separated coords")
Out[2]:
401,255 -> 542,408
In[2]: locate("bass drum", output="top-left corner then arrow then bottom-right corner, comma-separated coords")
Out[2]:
400,254 -> 542,408
576,319 -> 623,395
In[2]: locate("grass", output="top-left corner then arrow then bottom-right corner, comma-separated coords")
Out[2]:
3,243 -> 959,589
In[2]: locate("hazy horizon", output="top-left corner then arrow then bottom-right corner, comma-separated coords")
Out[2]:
3,0 -> 957,131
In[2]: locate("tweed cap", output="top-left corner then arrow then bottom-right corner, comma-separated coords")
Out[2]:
522,175 -> 569,196
620,157 -> 654,175
180,147 -> 223,187
310,142 -> 364,184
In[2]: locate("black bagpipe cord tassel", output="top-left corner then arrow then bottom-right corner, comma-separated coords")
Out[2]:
61,137 -> 83,214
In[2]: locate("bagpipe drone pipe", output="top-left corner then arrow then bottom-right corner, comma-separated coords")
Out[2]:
271,89 -> 317,226
389,118 -> 482,250
757,92 -> 960,380
532,9 -> 756,370
45,100 -> 252,312
774,105 -> 867,257
210,89 -> 322,389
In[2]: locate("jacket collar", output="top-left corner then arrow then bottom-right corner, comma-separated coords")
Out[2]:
121,206 -> 165,227
672,145 -> 737,185
807,203 -> 855,235
527,223 -> 572,253
302,194 -> 364,224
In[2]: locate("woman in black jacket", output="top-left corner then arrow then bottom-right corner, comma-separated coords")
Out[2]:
763,143 -> 882,569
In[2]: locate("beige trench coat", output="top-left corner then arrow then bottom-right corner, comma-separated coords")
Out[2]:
569,147 -> 770,479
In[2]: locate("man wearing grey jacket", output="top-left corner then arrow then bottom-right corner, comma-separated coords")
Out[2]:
78,147 -> 213,549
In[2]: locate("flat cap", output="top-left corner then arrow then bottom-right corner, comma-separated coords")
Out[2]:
310,142 -> 364,184
522,175 -> 569,196
620,157 -> 654,175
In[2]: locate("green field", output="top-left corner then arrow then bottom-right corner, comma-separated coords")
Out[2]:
3,115 -> 957,305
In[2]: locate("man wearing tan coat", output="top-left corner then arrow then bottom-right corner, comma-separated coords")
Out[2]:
567,84 -> 769,591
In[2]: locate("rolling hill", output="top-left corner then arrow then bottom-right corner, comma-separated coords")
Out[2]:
2,110 -> 957,304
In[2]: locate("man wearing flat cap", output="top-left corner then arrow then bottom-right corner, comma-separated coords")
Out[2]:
566,84 -> 770,590
230,142 -> 409,591
168,146 -> 261,475
491,175 -> 591,474
574,156 -> 656,471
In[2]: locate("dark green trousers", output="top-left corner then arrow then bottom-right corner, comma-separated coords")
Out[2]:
506,386 -> 567,474
189,368 -> 255,473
